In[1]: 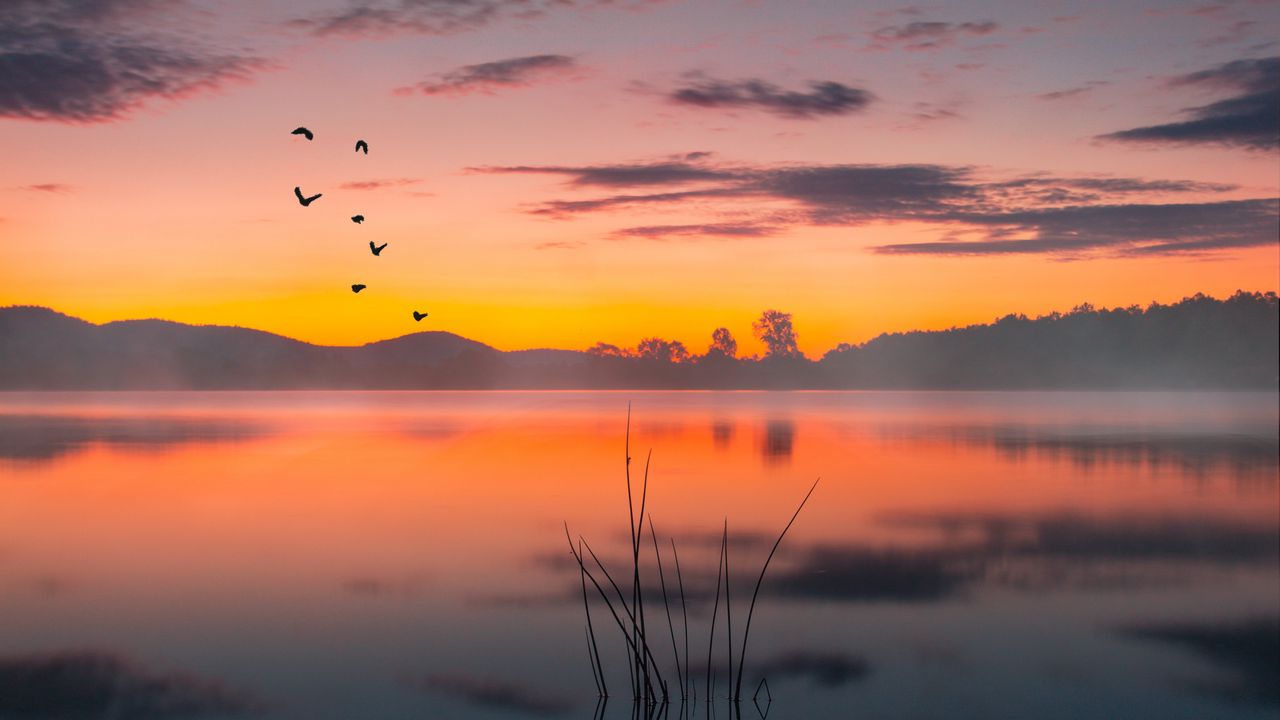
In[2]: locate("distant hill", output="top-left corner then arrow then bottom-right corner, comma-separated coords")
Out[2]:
0,291 -> 1275,389
0,307 -> 509,389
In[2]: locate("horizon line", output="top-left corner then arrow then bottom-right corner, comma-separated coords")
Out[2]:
4,289 -> 1275,357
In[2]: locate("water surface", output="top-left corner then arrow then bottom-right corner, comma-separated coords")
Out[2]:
1,391 -> 1276,719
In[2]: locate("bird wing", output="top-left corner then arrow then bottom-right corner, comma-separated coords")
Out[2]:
294,186 -> 304,200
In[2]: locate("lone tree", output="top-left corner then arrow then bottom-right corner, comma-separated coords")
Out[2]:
707,327 -> 738,358
753,309 -> 800,358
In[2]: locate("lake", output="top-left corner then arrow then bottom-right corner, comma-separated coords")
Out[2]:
1,391 -> 1277,719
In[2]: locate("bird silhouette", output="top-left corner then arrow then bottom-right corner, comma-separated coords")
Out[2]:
291,127 -> 313,140
413,311 -> 428,322
370,241 -> 387,256
294,186 -> 322,206
351,284 -> 366,293
351,214 -> 364,224
355,139 -> 368,154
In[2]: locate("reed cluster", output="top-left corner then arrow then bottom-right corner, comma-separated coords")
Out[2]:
564,408 -> 818,719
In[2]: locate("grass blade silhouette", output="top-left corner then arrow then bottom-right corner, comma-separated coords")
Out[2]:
705,525 -> 725,703
671,538 -> 690,701
722,519 -> 733,705
732,478 -> 820,702
579,539 -> 606,697
649,516 -> 682,702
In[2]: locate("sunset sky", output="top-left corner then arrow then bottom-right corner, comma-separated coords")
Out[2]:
1,0 -> 1277,356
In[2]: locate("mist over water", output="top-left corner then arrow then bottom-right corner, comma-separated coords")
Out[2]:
0,391 -> 1276,719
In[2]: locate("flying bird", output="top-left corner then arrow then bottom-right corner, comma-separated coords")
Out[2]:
370,241 -> 387,256
351,214 -> 364,224
413,311 -> 428,322
294,186 -> 322,206
355,140 -> 368,154
351,284 -> 366,293
291,127 -> 313,140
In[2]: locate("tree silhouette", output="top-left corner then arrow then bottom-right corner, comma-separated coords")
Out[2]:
708,327 -> 738,358
753,309 -> 800,358
587,342 -> 632,358
636,337 -> 691,363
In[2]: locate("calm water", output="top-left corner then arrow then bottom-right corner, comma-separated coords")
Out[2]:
1,391 -> 1277,720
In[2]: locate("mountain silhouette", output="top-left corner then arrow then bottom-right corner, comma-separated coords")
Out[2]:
1,292 -> 1275,389
0,307 -> 500,389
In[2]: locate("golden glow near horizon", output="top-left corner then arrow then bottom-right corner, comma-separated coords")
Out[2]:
1,1 -> 1277,356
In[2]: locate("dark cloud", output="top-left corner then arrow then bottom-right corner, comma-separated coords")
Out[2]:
480,157 -> 1268,256
872,199 -> 1279,256
909,101 -> 963,123
533,240 -> 585,250
759,164 -> 978,220
1036,81 -> 1108,101
399,54 -> 577,96
291,0 -> 663,38
1118,618 -> 1279,705
1098,57 -> 1279,150
471,161 -> 737,185
870,20 -> 1000,50
470,161 -> 735,187
410,674 -> 574,716
990,176 -> 1236,195
20,183 -> 74,193
0,650 -> 260,719
338,178 -> 423,190
669,76 -> 873,119
0,0 -> 262,122
610,223 -> 779,240
289,0 -> 514,37
528,189 -> 739,217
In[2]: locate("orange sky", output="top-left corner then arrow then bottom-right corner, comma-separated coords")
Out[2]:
0,0 -> 1276,355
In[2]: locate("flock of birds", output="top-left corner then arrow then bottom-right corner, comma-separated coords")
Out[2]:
291,126 -> 427,322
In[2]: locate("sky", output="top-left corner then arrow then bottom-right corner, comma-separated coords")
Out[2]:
0,0 -> 1277,356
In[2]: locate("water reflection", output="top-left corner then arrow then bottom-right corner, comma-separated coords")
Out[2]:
760,420 -> 794,465
0,650 -> 260,718
0,391 -> 1274,720
878,423 -> 1279,484
1119,617 -> 1280,706
711,421 -> 734,450
532,511 -> 1280,607
0,414 -> 268,464
408,674 -> 576,717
